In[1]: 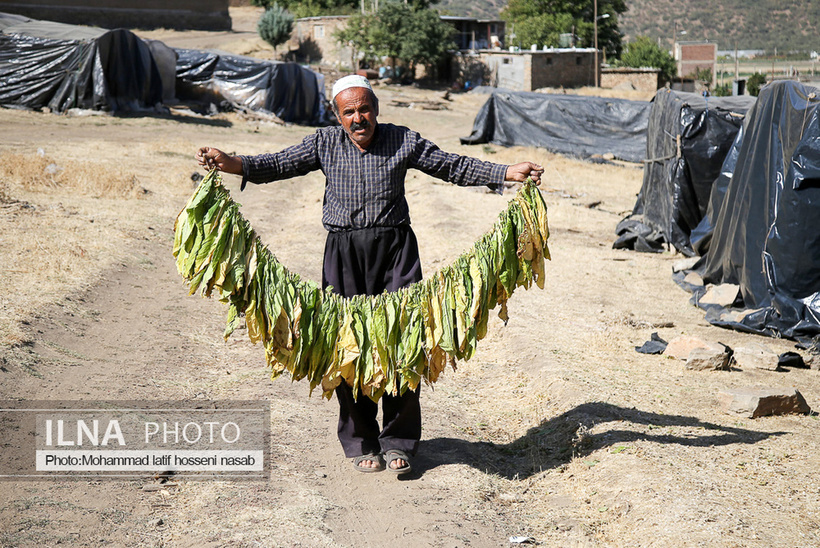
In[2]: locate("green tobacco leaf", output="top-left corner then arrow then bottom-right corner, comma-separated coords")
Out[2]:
173,171 -> 550,402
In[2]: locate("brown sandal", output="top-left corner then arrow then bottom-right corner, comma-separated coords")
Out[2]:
353,453 -> 384,473
383,449 -> 412,475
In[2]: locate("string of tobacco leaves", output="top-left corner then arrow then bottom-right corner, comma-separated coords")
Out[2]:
173,170 -> 550,402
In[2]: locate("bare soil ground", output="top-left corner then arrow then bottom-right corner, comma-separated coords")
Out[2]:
2,13 -> 820,548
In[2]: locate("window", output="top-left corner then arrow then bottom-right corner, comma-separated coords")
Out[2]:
576,56 -> 582,65
546,57 -> 553,65
314,25 -> 324,39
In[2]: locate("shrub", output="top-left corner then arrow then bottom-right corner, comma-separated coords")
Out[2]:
257,3 -> 294,54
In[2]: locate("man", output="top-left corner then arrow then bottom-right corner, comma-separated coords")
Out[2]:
197,75 -> 543,475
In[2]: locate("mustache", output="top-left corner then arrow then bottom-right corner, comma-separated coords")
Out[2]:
349,119 -> 370,132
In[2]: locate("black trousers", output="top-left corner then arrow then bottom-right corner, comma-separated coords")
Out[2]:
323,226 -> 423,458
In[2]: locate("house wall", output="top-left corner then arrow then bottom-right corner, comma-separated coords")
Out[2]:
601,68 -> 661,92
288,16 -> 352,69
676,42 -> 717,84
477,50 -> 597,91
0,0 -> 231,30
445,18 -> 505,50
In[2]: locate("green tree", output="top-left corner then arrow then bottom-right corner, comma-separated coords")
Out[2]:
252,0 -> 359,18
335,1 -> 455,76
615,35 -> 677,83
257,3 -> 294,54
747,73 -> 767,96
512,12 -> 574,50
501,0 -> 626,56
712,83 -> 731,97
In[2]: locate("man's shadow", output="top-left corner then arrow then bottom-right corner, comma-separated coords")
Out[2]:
409,402 -> 785,480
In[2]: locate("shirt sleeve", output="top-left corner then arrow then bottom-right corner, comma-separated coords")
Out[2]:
408,131 -> 508,194
238,132 -> 322,191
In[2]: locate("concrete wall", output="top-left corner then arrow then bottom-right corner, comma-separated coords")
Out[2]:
0,0 -> 231,30
601,67 -> 661,92
477,49 -> 597,91
288,16 -> 352,69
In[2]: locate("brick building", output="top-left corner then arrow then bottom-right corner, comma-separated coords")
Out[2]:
675,41 -> 717,84
0,0 -> 230,30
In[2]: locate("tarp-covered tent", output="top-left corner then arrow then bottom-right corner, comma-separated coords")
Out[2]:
175,48 -> 327,125
460,90 -> 651,163
613,89 -> 756,255
0,12 -> 169,112
678,81 -> 820,342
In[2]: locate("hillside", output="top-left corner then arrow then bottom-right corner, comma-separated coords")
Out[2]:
435,0 -> 820,53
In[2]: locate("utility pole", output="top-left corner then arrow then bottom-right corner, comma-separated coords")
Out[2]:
594,0 -> 598,87
734,41 -> 739,82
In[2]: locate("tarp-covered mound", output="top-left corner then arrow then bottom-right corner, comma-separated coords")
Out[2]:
460,90 -> 651,163
679,80 -> 820,342
0,12 -> 167,112
175,48 -> 327,125
614,89 -> 756,255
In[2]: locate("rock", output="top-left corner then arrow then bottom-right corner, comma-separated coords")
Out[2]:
718,388 -> 811,418
664,336 -> 710,360
699,283 -> 741,307
735,308 -> 761,321
732,343 -> 781,371
686,343 -> 732,371
683,271 -> 704,286
672,257 -> 700,273
804,354 -> 820,371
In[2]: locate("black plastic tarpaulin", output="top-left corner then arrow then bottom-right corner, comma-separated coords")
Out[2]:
613,89 -> 755,255
680,81 -> 820,342
459,90 -> 651,163
0,12 -> 165,112
174,48 -> 327,125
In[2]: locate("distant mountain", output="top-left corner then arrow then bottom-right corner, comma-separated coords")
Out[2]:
434,0 -> 820,53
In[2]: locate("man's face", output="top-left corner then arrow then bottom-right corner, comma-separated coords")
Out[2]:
334,87 -> 378,150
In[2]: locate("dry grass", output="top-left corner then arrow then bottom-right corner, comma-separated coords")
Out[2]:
0,152 -> 145,198
0,149 -> 190,349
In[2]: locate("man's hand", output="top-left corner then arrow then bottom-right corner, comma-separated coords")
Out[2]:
195,147 -> 243,175
505,162 -> 544,185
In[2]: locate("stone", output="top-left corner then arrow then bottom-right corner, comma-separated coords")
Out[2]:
686,343 -> 732,371
806,354 -> 820,371
732,343 -> 781,371
718,388 -> 812,418
664,335 -> 710,360
672,257 -> 700,273
699,283 -> 741,307
683,271 -> 704,286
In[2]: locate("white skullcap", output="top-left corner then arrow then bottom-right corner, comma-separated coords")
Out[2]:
331,75 -> 373,100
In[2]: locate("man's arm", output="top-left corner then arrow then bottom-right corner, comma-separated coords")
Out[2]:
409,132 -> 543,190
196,133 -> 322,190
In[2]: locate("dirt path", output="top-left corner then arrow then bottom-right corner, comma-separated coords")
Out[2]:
0,183 -> 526,547
2,21 -> 820,542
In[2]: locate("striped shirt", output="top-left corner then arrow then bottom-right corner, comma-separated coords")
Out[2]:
239,123 -> 508,232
